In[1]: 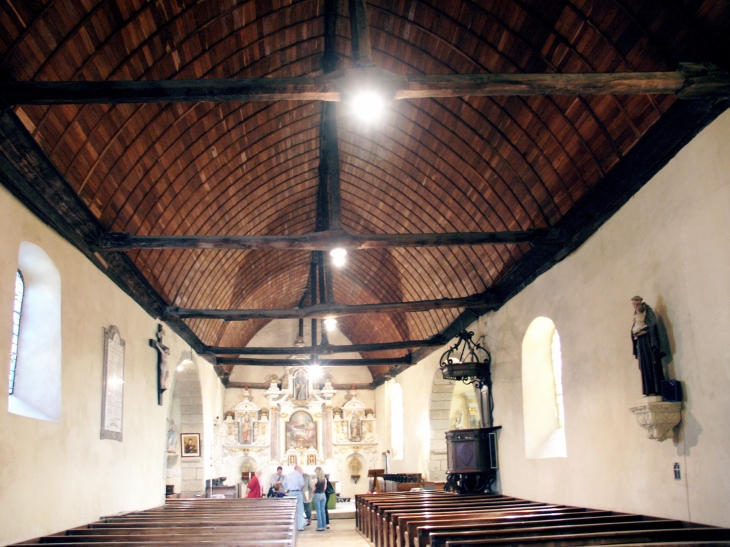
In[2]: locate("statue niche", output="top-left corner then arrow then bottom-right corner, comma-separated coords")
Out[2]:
286,410 -> 317,451
292,368 -> 309,402
239,412 -> 255,444
349,411 -> 362,442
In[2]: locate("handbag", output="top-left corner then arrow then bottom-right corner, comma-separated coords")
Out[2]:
325,479 -> 335,496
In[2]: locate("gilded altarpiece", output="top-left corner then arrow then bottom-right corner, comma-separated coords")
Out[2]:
216,369 -> 379,497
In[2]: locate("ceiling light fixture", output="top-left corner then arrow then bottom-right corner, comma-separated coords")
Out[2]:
309,364 -> 323,380
351,91 -> 384,123
323,317 -> 337,332
439,330 -> 493,427
330,247 -> 347,267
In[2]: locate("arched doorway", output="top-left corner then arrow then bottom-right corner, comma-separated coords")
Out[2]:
165,351 -> 204,497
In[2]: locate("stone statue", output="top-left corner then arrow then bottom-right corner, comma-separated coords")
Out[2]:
150,324 -> 170,395
167,418 -> 177,452
454,410 -> 464,429
631,296 -> 666,396
349,412 -> 362,442
293,369 -> 308,400
350,457 -> 361,476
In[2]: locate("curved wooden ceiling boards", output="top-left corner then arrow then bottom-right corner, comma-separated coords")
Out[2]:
1,0 -> 729,384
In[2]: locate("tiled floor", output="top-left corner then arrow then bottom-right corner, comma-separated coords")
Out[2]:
296,518 -> 369,546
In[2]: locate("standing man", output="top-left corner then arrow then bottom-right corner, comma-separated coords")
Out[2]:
268,466 -> 284,497
283,466 -> 306,531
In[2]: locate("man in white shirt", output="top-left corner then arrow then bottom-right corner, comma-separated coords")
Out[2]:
282,466 -> 306,531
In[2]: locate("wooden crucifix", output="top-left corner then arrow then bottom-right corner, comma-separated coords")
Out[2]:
149,324 -> 170,406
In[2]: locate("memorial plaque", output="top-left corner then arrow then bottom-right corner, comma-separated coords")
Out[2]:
101,325 -> 125,441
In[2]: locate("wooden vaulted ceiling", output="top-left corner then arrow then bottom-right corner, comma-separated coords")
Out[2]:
0,0 -> 729,384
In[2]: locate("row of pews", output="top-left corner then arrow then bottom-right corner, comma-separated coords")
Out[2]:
355,491 -> 730,547
13,497 -> 298,546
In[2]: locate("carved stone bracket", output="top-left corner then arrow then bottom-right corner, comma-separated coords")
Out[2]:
630,398 -> 682,441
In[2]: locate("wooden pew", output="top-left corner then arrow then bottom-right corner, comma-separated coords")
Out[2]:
380,500 -> 558,547
441,527 -> 730,547
367,493 -> 519,543
375,497 -> 546,547
12,497 -> 298,546
430,519 -> 730,547
405,509 -> 617,547
355,491 -> 730,547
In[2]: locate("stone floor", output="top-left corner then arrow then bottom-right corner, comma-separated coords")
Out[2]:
296,518 -> 369,546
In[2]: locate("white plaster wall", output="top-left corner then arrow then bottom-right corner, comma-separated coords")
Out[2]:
484,109 -> 730,527
0,186 -> 221,545
375,352 -> 440,476
375,109 -> 730,527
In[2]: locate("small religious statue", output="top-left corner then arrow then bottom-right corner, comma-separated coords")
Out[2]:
293,369 -> 309,400
350,456 -> 362,482
349,412 -> 362,442
631,296 -> 666,396
240,413 -> 253,444
454,410 -> 464,429
149,324 -> 170,405
167,418 -> 177,453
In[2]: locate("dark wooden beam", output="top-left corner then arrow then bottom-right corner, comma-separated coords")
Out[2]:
207,337 -> 446,355
165,293 -> 496,321
3,64 -> 727,105
375,95 -> 730,387
215,356 -> 412,366
0,107 -> 208,358
0,77 -> 339,105
322,102 -> 343,231
227,381 -> 375,391
395,63 -> 729,100
348,0 -> 374,67
95,228 -> 558,251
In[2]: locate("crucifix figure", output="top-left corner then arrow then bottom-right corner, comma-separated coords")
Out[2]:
149,324 -> 170,405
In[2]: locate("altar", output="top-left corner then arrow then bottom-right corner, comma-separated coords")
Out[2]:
213,367 -> 379,498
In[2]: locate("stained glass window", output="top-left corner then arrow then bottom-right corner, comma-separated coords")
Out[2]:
8,270 -> 24,395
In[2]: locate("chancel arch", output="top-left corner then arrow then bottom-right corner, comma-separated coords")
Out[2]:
522,317 -> 567,459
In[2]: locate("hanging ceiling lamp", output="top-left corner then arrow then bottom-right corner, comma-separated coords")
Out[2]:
439,331 -> 492,389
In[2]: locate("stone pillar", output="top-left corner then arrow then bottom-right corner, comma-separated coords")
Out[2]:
324,404 -> 333,459
178,364 -> 204,497
429,376 -> 455,482
270,407 -> 280,461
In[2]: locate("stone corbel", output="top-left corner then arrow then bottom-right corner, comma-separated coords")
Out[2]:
630,397 -> 682,441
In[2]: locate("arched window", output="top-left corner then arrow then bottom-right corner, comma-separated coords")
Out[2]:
522,317 -> 567,458
8,242 -> 62,422
8,270 -> 24,395
390,383 -> 404,460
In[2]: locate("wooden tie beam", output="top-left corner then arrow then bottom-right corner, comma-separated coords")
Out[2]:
95,228 -> 560,251
1,63 -> 727,105
165,293 -> 496,321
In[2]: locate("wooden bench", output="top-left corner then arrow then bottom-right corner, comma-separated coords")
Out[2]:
354,492 -> 730,547
441,527 -> 730,547
404,508 -> 615,547
12,497 -> 298,546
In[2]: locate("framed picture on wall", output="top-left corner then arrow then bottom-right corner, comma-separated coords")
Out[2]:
307,454 -> 316,465
288,454 -> 297,466
181,433 -> 200,457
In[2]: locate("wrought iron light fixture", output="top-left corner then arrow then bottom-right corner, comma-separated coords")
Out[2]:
440,330 -> 494,429
439,331 -> 492,389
